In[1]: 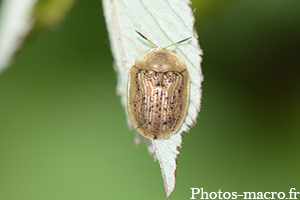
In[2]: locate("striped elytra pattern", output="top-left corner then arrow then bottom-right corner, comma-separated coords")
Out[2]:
128,68 -> 189,140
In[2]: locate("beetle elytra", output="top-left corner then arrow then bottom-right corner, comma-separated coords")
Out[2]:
127,31 -> 191,140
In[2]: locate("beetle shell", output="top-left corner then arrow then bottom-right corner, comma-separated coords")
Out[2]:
127,48 -> 190,140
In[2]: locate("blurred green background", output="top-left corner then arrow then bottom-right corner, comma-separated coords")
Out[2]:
0,0 -> 300,199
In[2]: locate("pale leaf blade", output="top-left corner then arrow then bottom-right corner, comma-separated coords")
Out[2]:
0,0 -> 76,74
152,133 -> 182,197
103,0 -> 203,197
0,0 -> 37,74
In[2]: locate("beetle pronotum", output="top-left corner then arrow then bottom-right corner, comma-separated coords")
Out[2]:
127,31 -> 191,140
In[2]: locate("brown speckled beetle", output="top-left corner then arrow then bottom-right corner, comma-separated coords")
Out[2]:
127,31 -> 191,140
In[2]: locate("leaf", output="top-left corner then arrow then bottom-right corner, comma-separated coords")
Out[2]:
0,0 -> 37,73
152,133 -> 182,197
0,0 -> 76,74
103,0 -> 203,197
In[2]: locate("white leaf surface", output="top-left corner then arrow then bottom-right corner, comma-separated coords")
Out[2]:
152,133 -> 182,197
103,0 -> 203,197
0,0 -> 37,74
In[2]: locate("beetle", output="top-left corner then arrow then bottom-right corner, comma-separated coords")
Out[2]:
127,31 -> 191,140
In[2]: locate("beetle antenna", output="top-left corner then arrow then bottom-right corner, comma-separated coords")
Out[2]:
135,30 -> 158,48
163,36 -> 192,49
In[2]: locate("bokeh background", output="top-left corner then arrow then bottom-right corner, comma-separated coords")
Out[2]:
0,0 -> 300,199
